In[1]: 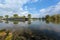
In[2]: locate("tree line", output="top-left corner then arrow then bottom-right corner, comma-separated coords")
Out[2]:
0,14 -> 31,19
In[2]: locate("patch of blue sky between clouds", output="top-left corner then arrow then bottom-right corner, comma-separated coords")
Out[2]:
0,0 -> 60,18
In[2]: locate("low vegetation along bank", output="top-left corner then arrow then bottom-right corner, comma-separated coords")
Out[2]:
0,14 -> 31,21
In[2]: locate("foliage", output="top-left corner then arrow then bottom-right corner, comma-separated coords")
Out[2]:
45,14 -> 60,24
5,33 -> 12,40
28,14 -> 31,18
0,16 -> 3,18
5,15 -> 9,18
13,14 -> 19,18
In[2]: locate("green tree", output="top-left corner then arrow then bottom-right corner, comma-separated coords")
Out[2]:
45,15 -> 51,20
0,16 -> 3,19
23,16 -> 25,18
51,16 -> 55,20
5,15 -> 9,19
23,16 -> 26,21
28,14 -> 31,19
45,15 -> 50,19
13,14 -> 19,18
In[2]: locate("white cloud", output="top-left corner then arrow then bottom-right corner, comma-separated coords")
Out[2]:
31,0 -> 42,2
1,0 -> 60,18
40,2 -> 60,17
0,0 -> 30,16
0,0 -> 29,8
0,0 -> 40,18
31,14 -> 40,18
31,0 -> 38,2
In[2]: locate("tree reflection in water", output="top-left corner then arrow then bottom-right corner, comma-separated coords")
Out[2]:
13,21 -> 19,24
28,20 -> 31,24
46,20 -> 60,24
12,29 -> 60,40
5,20 -> 9,24
41,19 -> 60,24
0,19 -> 60,40
4,19 -> 60,24
0,27 -> 60,40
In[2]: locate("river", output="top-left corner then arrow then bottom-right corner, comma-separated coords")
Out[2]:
0,19 -> 60,40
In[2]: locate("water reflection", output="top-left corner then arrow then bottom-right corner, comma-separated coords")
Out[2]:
12,21 -> 19,24
45,19 -> 60,24
5,20 -> 9,24
0,20 -> 3,23
0,19 -> 60,40
4,20 -> 31,25
45,20 -> 50,24
0,28 -> 60,40
3,19 -> 60,24
28,20 -> 31,24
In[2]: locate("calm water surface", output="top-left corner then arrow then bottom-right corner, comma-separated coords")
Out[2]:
0,19 -> 60,40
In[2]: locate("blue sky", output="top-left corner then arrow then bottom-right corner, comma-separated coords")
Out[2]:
0,0 -> 60,18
